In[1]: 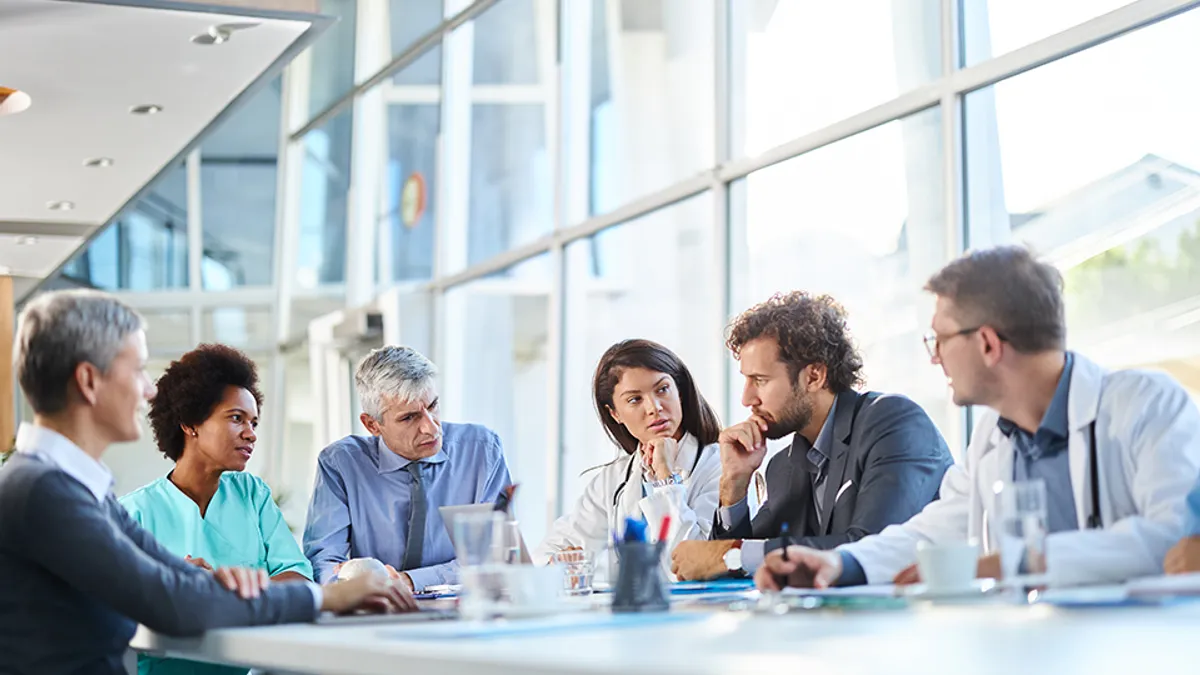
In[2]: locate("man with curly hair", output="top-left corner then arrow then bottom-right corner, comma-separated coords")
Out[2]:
671,291 -> 953,581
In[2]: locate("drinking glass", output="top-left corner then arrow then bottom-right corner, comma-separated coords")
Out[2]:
551,549 -> 595,596
991,479 -> 1049,587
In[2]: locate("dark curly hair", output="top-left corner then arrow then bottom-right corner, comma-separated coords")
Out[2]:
726,291 -> 864,394
149,344 -> 264,461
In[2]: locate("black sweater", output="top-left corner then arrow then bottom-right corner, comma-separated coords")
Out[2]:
0,453 -> 317,675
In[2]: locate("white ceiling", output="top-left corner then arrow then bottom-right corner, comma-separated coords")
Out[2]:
0,0 -> 325,298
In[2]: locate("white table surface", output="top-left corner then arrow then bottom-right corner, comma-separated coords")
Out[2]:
131,594 -> 1200,675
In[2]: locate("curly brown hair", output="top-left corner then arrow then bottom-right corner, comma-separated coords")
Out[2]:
726,291 -> 864,393
148,344 -> 263,461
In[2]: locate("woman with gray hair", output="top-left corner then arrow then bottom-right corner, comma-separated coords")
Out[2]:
303,345 -> 514,590
0,290 -> 414,675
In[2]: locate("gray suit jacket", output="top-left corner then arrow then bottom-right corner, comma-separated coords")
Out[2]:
712,390 -> 953,553
0,453 -> 317,675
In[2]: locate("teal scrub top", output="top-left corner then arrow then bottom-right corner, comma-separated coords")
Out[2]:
120,471 -> 312,675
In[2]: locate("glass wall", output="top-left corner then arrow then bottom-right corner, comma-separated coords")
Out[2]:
964,8 -> 1200,393
60,162 -> 188,290
441,254 -> 553,545
561,194 -> 718,508
40,0 -> 1200,531
586,0 -> 714,214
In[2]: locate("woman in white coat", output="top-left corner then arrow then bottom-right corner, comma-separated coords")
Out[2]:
534,339 -> 722,578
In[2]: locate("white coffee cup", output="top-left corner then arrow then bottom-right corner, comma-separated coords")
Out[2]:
916,541 -> 979,592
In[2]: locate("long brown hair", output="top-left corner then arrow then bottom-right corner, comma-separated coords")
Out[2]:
592,339 -> 721,456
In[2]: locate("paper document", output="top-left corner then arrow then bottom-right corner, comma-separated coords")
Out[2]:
1126,573 -> 1200,596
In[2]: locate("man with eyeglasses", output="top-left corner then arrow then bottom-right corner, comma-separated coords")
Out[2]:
755,245 -> 1200,591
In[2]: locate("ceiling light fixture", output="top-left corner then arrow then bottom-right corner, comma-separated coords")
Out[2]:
192,22 -> 261,45
46,201 -> 75,211
130,104 -> 163,115
15,236 -> 38,246
0,86 -> 32,117
84,157 -> 114,168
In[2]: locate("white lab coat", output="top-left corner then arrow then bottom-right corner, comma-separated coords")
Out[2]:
840,353 -> 1200,587
533,433 -> 722,580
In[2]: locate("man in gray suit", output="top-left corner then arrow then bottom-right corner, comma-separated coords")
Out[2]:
0,290 -> 414,675
671,291 -> 953,580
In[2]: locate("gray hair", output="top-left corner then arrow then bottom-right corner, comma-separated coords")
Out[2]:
15,290 -> 145,414
354,346 -> 438,419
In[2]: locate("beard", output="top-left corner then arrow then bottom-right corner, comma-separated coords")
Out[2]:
764,387 -> 815,440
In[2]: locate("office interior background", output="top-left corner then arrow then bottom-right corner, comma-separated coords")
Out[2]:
25,0 -> 1200,549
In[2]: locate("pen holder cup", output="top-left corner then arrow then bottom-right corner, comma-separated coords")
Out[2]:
611,541 -> 669,613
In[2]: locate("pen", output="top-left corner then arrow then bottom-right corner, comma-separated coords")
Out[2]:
656,515 -> 671,543
493,483 -> 519,513
776,522 -> 792,589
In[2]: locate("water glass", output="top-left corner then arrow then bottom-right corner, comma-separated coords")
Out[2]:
551,549 -> 595,596
453,511 -> 506,619
991,480 -> 1049,586
500,520 -> 523,565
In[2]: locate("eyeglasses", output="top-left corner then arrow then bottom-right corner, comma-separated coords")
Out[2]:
923,326 -> 983,360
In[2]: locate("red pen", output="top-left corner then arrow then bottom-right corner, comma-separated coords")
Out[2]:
657,515 -> 671,543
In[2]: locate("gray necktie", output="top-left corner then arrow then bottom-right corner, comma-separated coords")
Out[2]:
401,462 -> 426,571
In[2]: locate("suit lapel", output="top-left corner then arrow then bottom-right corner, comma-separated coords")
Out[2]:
819,390 -> 862,534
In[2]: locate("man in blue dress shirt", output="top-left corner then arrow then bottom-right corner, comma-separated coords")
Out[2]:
303,346 -> 513,590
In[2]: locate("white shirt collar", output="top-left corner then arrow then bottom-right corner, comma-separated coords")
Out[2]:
15,422 -> 114,503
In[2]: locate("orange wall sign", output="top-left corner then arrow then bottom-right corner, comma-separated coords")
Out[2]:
401,172 -> 427,229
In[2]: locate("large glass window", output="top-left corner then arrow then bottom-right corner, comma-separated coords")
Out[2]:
964,7 -> 1200,391
297,109 -> 353,288
586,0 -> 714,215
305,0 -> 358,119
962,0 -> 1135,66
380,46 -> 442,282
200,79 -> 282,289
729,108 -> 960,447
730,0 -> 940,157
561,194 -> 719,510
60,162 -> 189,290
440,254 -> 552,545
442,0 -> 555,271
388,0 -> 445,67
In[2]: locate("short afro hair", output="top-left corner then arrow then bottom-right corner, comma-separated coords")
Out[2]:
726,291 -> 864,394
149,344 -> 264,461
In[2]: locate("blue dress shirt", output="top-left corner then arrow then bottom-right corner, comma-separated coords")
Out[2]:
997,352 -> 1077,535
302,422 -> 512,589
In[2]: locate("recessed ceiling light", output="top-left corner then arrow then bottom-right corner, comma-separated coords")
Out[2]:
0,86 -> 32,117
192,22 -> 260,45
130,104 -> 163,115
84,157 -> 114,168
192,29 -> 230,45
46,200 -> 75,211
15,236 -> 38,246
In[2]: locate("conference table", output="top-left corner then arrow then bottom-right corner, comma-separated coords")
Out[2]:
131,585 -> 1200,675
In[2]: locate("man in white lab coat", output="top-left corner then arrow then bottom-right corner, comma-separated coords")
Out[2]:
756,245 -> 1200,590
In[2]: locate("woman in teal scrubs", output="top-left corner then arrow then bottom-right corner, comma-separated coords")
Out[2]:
121,344 -> 311,675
